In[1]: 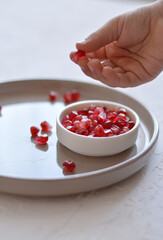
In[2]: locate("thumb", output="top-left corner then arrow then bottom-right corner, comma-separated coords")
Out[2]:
76,15 -> 122,53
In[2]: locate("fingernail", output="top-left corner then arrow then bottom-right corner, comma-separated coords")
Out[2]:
77,40 -> 87,45
77,37 -> 93,45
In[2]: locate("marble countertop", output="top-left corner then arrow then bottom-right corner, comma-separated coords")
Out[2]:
0,0 -> 162,239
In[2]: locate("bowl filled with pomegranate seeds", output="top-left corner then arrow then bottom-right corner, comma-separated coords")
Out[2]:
56,100 -> 140,156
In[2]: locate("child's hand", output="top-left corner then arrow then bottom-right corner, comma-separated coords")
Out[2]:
70,1 -> 163,88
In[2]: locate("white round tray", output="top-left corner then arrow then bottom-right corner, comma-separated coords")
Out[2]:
0,79 -> 159,196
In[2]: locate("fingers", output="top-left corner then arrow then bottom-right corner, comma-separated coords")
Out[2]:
70,51 -> 143,87
87,59 -> 106,81
102,67 -> 143,87
76,15 -> 123,53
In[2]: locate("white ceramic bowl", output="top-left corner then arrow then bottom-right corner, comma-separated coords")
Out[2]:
56,100 -> 140,157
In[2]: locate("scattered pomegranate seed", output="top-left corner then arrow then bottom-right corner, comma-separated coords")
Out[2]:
35,135 -> 48,145
41,121 -> 52,132
72,50 -> 86,63
71,90 -> 80,102
64,92 -> 72,104
61,104 -> 135,137
49,91 -> 58,102
0,106 -> 2,115
63,160 -> 76,172
64,90 -> 80,103
30,126 -> 39,137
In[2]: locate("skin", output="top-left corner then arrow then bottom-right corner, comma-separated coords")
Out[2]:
70,0 -> 163,88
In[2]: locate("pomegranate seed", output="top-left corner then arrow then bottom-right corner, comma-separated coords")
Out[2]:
40,121 -> 52,132
115,119 -> 129,129
72,50 -> 86,63
110,125 -> 121,135
111,117 -> 118,124
64,92 -> 72,103
71,91 -> 80,102
63,160 -> 76,172
103,120 -> 112,129
64,91 -> 80,103
88,125 -> 94,132
88,131 -> 95,137
104,129 -> 114,137
62,120 -> 72,128
69,111 -> 78,121
118,113 -> 129,122
30,126 -> 39,137
0,106 -> 2,114
128,121 -> 135,129
79,118 -> 91,129
89,114 -> 98,121
92,119 -> 98,128
62,104 -> 135,137
49,91 -> 58,101
122,127 -> 130,133
89,104 -> 96,111
88,110 -> 94,116
78,109 -> 88,116
118,108 -> 127,115
72,115 -> 82,123
94,106 -> 104,117
94,124 -> 104,137
98,113 -> 106,125
62,114 -> 69,121
66,125 -> 75,132
73,120 -> 81,130
76,128 -> 89,136
107,112 -> 117,121
35,135 -> 48,145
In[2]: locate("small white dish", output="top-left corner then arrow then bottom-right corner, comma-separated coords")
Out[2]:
56,100 -> 140,156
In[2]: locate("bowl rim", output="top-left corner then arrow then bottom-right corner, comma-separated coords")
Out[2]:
57,100 -> 140,139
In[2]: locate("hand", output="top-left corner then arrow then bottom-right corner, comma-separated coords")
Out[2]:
70,1 -> 163,87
